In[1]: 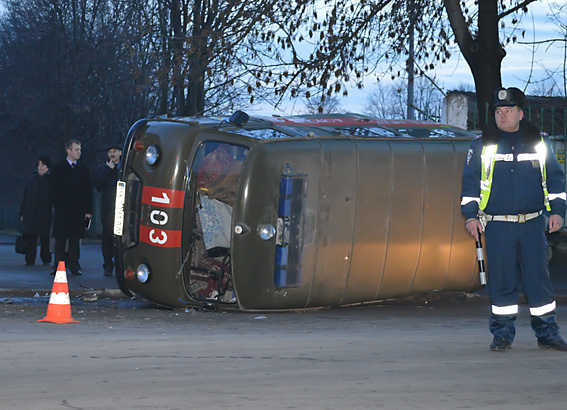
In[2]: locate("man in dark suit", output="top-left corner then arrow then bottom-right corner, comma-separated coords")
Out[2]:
49,140 -> 93,275
93,143 -> 122,276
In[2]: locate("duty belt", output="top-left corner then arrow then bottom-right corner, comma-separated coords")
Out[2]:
483,210 -> 543,223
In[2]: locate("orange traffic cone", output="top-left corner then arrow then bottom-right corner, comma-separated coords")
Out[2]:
38,261 -> 80,324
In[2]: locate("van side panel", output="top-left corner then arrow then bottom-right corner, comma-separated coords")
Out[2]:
306,141 -> 358,308
343,140 -> 477,304
443,143 -> 479,290
341,141 -> 392,305
373,141 -> 424,297
232,138 -> 478,311
408,142 -> 461,293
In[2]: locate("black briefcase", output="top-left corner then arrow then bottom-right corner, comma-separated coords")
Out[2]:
15,233 -> 26,254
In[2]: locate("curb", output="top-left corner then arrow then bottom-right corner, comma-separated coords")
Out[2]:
3,288 -> 567,307
0,287 -> 128,300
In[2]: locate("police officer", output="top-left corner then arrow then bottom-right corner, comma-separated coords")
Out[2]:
461,87 -> 567,352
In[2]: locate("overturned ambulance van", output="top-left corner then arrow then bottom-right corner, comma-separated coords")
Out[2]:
114,113 -> 479,310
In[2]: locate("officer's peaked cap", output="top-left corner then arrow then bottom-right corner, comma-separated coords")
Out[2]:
493,87 -> 526,108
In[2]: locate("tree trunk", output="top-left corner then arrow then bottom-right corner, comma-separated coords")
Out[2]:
444,0 -> 505,126
186,62 -> 206,116
185,0 -> 205,116
158,2 -> 170,115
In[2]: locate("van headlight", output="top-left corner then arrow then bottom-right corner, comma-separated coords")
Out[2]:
136,263 -> 151,283
145,145 -> 160,166
257,224 -> 276,241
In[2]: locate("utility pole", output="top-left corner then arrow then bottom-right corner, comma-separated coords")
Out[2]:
407,0 -> 416,120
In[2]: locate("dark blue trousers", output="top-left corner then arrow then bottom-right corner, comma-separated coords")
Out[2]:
485,215 -> 559,343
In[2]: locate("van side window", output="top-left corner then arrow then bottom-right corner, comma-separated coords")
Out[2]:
330,126 -> 400,138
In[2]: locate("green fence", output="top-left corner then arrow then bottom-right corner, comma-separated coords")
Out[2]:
529,107 -> 567,138
472,103 -> 567,138
551,135 -> 567,176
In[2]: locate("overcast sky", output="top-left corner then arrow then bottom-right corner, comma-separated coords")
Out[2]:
438,3 -> 565,91
257,1 -> 566,116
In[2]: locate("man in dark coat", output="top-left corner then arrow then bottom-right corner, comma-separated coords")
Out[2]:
93,143 -> 122,276
49,140 -> 93,275
20,155 -> 53,266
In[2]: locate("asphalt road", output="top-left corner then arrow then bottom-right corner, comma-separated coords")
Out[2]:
2,233 -> 567,409
2,300 -> 567,410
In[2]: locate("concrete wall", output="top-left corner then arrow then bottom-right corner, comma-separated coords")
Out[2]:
441,93 -> 469,130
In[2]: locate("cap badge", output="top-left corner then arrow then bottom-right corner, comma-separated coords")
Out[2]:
498,89 -> 508,100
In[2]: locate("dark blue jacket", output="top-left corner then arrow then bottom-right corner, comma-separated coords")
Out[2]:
461,119 -> 566,220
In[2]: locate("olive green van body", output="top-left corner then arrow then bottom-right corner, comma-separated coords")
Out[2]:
115,114 -> 479,310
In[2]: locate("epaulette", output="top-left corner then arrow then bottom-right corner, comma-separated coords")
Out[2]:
473,134 -> 482,141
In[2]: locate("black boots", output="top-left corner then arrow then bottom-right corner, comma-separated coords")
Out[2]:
489,312 -> 567,352
532,312 -> 567,352
490,337 -> 512,352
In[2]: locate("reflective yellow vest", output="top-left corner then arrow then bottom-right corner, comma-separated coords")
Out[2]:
479,138 -> 551,211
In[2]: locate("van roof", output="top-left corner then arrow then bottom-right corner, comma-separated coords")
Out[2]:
164,113 -> 474,139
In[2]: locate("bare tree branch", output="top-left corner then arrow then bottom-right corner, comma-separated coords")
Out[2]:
518,39 -> 567,45
498,0 -> 538,20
